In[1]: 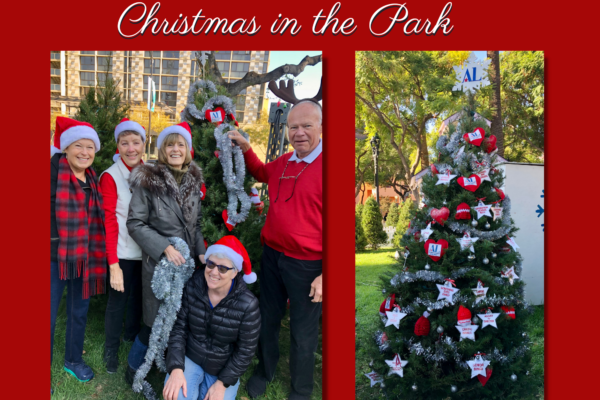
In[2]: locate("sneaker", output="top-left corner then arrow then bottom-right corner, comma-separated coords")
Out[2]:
246,374 -> 267,399
104,348 -> 118,374
63,361 -> 94,382
125,364 -> 136,386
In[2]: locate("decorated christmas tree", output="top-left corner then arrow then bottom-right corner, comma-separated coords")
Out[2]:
180,78 -> 266,291
365,94 -> 535,399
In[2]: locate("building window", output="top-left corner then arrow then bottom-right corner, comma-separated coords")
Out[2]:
97,73 -> 113,85
81,51 -> 95,55
263,51 -> 269,61
217,62 -> 230,76
232,51 -> 251,61
97,51 -> 112,56
80,72 -> 95,86
144,51 -> 161,58
80,56 -> 95,71
215,51 -> 232,60
163,51 -> 180,58
80,87 -> 93,96
161,92 -> 177,107
51,51 -> 60,60
97,57 -> 113,72
143,75 -> 159,90
262,63 -> 268,73
144,59 -> 160,74
161,76 -> 178,91
230,62 -> 249,78
162,59 -> 179,75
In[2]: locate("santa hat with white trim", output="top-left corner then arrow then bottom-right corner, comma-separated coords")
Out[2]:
157,121 -> 193,155
113,117 -> 146,162
204,235 -> 256,284
51,117 -> 100,157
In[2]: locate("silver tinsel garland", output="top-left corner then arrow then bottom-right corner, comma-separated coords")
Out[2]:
213,123 -> 252,224
201,95 -> 237,120
180,80 -> 218,122
132,237 -> 196,400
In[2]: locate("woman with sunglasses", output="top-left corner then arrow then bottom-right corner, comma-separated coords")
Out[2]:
163,236 -> 260,400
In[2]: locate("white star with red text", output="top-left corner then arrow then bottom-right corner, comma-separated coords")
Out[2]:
506,236 -> 519,251
501,266 -> 519,285
436,172 -> 457,185
420,223 -> 434,241
436,282 -> 460,304
456,324 -> 478,341
457,231 -> 479,253
385,354 -> 408,377
471,281 -> 489,304
472,201 -> 492,219
477,311 -> 500,329
364,370 -> 383,387
467,355 -> 490,378
385,308 -> 407,329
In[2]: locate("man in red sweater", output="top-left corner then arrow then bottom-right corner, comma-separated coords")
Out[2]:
228,100 -> 322,400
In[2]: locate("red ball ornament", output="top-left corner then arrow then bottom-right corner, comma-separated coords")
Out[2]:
501,305 -> 516,319
430,207 -> 450,225
455,202 -> 472,220
483,135 -> 497,153
414,311 -> 431,336
457,305 -> 472,326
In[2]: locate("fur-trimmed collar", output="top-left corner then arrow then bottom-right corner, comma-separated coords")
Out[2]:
129,161 -> 204,221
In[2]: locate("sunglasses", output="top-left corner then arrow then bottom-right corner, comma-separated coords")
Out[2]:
206,259 -> 236,274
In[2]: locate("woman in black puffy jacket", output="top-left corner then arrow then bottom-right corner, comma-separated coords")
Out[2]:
163,236 -> 260,400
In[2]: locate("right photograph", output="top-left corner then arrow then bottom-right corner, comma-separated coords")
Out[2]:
355,51 -> 544,399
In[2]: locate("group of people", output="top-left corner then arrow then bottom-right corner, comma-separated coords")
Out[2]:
50,99 -> 323,400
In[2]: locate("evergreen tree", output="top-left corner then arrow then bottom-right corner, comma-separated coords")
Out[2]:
393,198 -> 415,248
361,197 -> 387,250
355,203 -> 368,252
74,77 -> 129,174
368,94 -> 534,399
387,203 -> 400,227
183,78 -> 266,294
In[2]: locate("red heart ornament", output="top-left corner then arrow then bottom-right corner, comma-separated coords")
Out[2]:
483,135 -> 497,153
424,239 -> 448,262
463,127 -> 486,146
477,368 -> 493,386
205,107 -> 226,125
430,207 -> 450,226
457,175 -> 482,192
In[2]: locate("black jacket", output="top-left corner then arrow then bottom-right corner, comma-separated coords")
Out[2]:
166,269 -> 260,386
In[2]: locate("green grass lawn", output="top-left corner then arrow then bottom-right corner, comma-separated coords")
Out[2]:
51,294 -> 322,399
355,248 -> 544,399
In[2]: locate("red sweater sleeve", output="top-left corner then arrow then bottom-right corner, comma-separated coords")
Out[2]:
243,148 -> 271,183
99,172 -> 120,265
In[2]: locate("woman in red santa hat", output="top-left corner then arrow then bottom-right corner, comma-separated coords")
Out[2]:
124,121 -> 206,385
163,236 -> 260,400
50,117 -> 106,388
99,118 -> 146,374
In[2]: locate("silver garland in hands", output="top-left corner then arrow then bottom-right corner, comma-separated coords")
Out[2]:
213,123 -> 252,224
180,80 -> 218,122
132,237 -> 196,400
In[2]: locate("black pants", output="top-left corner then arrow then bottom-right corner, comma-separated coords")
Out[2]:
255,244 -> 322,396
104,259 -> 143,351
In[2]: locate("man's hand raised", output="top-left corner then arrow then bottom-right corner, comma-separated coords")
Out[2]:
228,130 -> 251,153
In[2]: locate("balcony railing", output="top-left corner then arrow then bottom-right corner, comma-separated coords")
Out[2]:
51,68 -> 60,76
51,84 -> 61,91
51,53 -> 60,60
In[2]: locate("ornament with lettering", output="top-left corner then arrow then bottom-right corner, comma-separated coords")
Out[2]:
506,236 -> 520,251
467,353 -> 490,378
471,280 -> 489,304
425,239 -> 448,262
457,175 -> 482,192
484,135 -> 497,153
430,207 -> 450,225
414,311 -> 431,336
455,323 -> 478,341
476,168 -> 492,183
385,354 -> 408,377
457,305 -> 472,326
501,305 -> 516,319
436,171 -> 457,186
455,202 -> 472,220
379,293 -> 396,317
477,367 -> 493,386
205,107 -> 226,125
463,127 -> 486,146
420,223 -> 434,241
452,53 -> 491,93
477,308 -> 500,329
385,306 -> 407,329
456,231 -> 479,253
436,279 -> 459,304
364,370 -> 383,387
491,205 -> 503,221
473,200 -> 492,219
501,266 -> 519,285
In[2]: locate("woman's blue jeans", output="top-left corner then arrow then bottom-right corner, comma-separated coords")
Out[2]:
50,261 -> 90,365
164,356 -> 240,400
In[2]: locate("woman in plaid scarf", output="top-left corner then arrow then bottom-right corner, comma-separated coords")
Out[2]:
50,117 -> 106,387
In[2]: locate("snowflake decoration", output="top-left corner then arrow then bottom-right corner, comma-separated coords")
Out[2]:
452,53 -> 491,93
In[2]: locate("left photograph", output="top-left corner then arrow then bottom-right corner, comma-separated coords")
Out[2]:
50,50 -> 323,400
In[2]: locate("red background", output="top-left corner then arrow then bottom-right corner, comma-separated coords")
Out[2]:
4,0 -> 590,397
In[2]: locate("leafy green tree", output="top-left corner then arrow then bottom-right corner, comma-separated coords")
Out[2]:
74,77 -> 129,174
393,198 -> 415,248
355,203 -> 368,252
387,203 -> 400,227
361,197 -> 387,250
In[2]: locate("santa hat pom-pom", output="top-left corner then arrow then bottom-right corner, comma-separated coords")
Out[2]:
243,271 -> 257,284
51,146 -> 62,157
414,311 -> 430,336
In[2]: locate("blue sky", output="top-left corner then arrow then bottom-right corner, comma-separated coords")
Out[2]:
268,51 -> 322,102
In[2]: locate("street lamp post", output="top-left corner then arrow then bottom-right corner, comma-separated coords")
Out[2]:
370,133 -> 381,205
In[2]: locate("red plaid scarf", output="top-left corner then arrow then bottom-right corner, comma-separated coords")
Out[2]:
56,155 -> 106,298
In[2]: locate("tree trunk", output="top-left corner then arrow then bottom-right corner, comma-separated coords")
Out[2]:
487,51 -> 504,157
419,126 -> 429,169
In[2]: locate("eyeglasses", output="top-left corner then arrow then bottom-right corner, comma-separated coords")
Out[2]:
206,260 -> 236,274
274,160 -> 311,203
